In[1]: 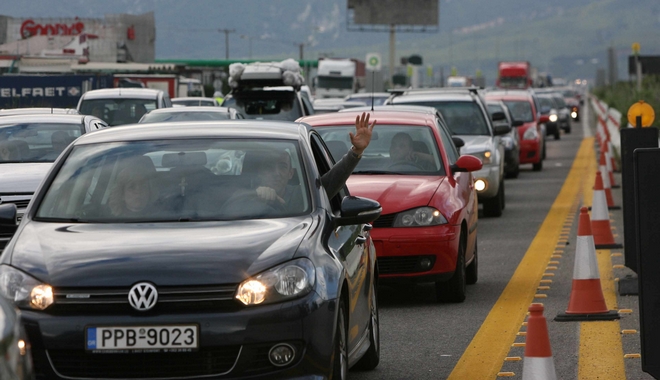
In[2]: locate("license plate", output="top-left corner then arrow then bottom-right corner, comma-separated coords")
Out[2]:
86,325 -> 198,352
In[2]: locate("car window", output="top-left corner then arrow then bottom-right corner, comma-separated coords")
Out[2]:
502,100 -> 534,122
35,138 -> 311,222
163,95 -> 172,108
223,91 -> 303,121
300,94 -> 315,116
394,100 -> 490,136
140,111 -> 231,123
537,96 -> 554,112
79,98 -> 158,126
317,125 -> 445,175
436,118 -> 459,164
0,122 -> 84,163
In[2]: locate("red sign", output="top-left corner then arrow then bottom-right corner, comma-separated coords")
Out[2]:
20,19 -> 85,39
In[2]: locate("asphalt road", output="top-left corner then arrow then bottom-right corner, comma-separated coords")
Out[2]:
351,108 -> 653,380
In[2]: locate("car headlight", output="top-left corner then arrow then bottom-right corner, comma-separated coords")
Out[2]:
0,265 -> 53,310
471,150 -> 492,165
236,258 -> 315,306
393,207 -> 448,227
523,127 -> 539,140
549,114 -> 558,122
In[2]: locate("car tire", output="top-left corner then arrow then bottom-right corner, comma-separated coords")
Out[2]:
501,179 -> 506,210
483,182 -> 503,217
436,230 -> 467,303
353,280 -> 380,371
554,130 -> 560,140
331,298 -> 349,380
566,125 -> 572,133
506,165 -> 520,179
466,240 -> 478,285
533,159 -> 543,171
542,144 -> 546,160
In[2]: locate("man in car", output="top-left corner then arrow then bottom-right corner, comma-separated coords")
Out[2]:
254,112 -> 376,208
388,132 -> 434,170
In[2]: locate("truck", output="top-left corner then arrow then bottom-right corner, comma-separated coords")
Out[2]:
314,58 -> 365,99
113,74 -> 204,98
496,61 -> 534,89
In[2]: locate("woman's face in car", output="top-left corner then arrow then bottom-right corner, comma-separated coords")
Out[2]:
124,178 -> 151,212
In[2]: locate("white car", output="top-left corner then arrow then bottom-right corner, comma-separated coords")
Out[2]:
77,88 -> 172,126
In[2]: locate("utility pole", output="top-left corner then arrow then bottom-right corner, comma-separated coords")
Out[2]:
296,42 -> 305,61
219,29 -> 236,60
389,24 -> 395,87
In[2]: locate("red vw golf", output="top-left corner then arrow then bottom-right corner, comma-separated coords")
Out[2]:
299,110 -> 482,302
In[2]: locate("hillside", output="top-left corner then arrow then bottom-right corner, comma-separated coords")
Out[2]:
3,0 -> 660,84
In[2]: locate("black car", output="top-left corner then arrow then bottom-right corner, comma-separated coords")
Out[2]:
0,121 -> 381,379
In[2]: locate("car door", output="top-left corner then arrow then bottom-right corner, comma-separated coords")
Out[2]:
309,132 -> 372,354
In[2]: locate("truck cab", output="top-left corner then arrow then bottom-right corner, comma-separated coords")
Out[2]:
314,58 -> 357,99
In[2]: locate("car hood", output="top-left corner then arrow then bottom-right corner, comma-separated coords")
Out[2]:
9,218 -> 312,287
347,175 -> 443,215
454,135 -> 493,154
0,163 -> 52,193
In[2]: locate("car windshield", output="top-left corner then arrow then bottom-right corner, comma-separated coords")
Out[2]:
395,101 -> 490,136
79,98 -> 158,126
140,111 -> 231,123
538,96 -> 555,111
172,99 -> 216,107
553,96 -> 567,108
317,125 -> 445,175
35,139 -> 311,222
499,77 -> 528,89
317,76 -> 353,90
502,100 -> 534,122
0,122 -> 84,163
223,91 -> 302,121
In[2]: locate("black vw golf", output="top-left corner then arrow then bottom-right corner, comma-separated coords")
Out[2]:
0,121 -> 381,379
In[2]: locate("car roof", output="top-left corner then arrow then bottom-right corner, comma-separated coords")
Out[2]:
390,92 -> 475,103
486,92 -> 534,101
80,88 -> 163,100
0,114 -> 87,124
339,105 -> 439,115
298,110 -> 436,127
171,97 -> 216,102
0,107 -> 80,116
147,107 -> 231,114
73,121 -> 305,145
345,92 -> 391,98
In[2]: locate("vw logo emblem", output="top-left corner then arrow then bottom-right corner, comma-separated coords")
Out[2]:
128,283 -> 158,311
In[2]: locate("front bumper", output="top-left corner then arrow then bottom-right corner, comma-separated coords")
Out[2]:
472,164 -> 501,199
371,224 -> 460,283
21,291 -> 337,380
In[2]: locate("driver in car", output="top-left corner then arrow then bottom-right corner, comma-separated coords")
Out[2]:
254,112 -> 376,208
388,132 -> 433,170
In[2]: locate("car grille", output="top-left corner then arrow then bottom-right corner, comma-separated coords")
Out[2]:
372,213 -> 396,228
47,346 -> 241,379
49,285 -> 240,314
378,255 -> 437,275
3,199 -> 31,209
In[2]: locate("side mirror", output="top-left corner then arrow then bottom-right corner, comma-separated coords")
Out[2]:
336,196 -> 382,226
538,114 -> 550,124
450,155 -> 483,173
493,124 -> 512,136
452,137 -> 465,149
490,111 -> 506,122
0,204 -> 17,226
512,120 -> 524,127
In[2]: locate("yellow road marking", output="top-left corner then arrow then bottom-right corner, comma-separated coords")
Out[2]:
578,151 -> 626,380
624,354 -> 641,359
447,138 -> 594,380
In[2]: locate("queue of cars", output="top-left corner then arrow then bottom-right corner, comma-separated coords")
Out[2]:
0,59 -> 582,378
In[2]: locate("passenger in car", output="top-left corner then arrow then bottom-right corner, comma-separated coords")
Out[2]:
108,157 -> 160,217
0,140 -> 20,161
388,132 -> 434,169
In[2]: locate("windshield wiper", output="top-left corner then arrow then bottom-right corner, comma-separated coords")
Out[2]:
353,170 -> 404,175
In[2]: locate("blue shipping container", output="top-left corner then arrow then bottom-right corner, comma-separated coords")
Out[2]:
0,75 -> 113,109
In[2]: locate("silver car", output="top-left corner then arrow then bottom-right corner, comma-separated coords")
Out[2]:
139,106 -> 244,123
387,88 -> 510,217
0,114 -> 107,248
77,88 -> 172,126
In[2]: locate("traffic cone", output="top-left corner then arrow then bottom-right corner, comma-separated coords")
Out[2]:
603,142 -> 619,188
598,153 -> 620,210
591,173 -> 623,249
556,207 -> 620,321
522,304 -> 557,380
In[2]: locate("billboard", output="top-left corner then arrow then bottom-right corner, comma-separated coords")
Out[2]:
0,75 -> 113,109
628,56 -> 660,75
348,0 -> 440,31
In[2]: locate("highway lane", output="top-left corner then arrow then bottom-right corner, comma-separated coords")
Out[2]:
351,117 -> 591,380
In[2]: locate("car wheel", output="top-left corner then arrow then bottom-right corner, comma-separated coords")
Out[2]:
331,299 -> 349,380
483,182 -> 503,217
501,180 -> 506,210
542,144 -> 546,160
436,230 -> 467,303
506,165 -> 519,179
353,280 -> 380,371
466,240 -> 478,285
554,130 -> 560,140
566,125 -> 572,133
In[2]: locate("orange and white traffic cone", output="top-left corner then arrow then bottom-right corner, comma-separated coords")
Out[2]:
591,173 -> 623,249
522,304 -> 557,380
598,153 -> 620,210
555,207 -> 620,321
603,142 -> 619,188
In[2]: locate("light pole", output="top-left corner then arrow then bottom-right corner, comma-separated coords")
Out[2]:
219,28 -> 236,60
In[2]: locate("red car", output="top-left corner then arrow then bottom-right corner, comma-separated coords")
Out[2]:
298,110 -> 482,302
486,91 -> 549,171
